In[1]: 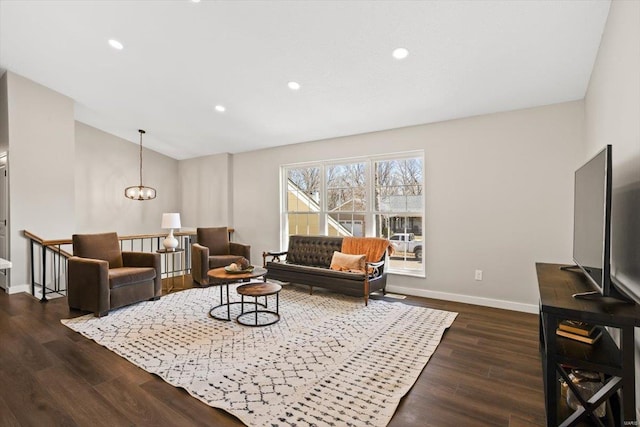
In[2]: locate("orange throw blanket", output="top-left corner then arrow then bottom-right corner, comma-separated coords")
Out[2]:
342,237 -> 393,263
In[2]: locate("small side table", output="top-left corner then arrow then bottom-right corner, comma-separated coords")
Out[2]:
207,266 -> 267,321
236,281 -> 282,327
157,248 -> 185,293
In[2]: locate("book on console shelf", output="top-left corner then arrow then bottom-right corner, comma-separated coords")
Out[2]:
556,327 -> 603,345
558,320 -> 598,337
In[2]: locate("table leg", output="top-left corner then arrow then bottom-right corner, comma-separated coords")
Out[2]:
181,250 -> 185,290
170,253 -> 175,291
226,284 -> 231,321
211,281 -> 269,322
213,283 -> 231,321
163,253 -> 169,293
543,313 -> 558,426
622,326 -> 637,424
254,296 -> 258,325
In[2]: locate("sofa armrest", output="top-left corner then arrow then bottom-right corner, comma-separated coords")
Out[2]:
191,243 -> 210,286
122,251 -> 162,296
262,250 -> 288,267
68,256 -> 110,316
230,242 -> 251,262
122,251 -> 160,268
366,259 -> 385,279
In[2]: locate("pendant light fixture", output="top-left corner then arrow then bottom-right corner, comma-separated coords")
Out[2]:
124,129 -> 157,200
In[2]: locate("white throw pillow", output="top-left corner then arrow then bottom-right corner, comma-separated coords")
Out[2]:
329,251 -> 366,273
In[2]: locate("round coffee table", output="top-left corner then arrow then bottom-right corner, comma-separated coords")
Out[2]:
207,266 -> 267,321
236,281 -> 282,327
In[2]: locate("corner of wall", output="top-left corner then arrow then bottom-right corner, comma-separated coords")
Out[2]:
0,72 -> 8,152
226,153 -> 233,227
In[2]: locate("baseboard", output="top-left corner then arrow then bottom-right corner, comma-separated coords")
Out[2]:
6,282 -> 539,313
6,283 -> 30,295
386,285 -> 539,314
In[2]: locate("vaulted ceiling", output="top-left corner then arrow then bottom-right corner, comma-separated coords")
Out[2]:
0,0 -> 610,160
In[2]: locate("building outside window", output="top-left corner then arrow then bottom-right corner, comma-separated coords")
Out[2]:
283,152 -> 424,275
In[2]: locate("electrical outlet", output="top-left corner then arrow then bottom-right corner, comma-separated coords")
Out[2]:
475,269 -> 483,281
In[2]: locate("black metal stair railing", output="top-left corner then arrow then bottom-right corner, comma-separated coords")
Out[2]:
22,230 -> 197,302
23,232 -> 72,302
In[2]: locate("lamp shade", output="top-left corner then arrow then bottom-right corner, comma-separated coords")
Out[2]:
161,213 -> 181,229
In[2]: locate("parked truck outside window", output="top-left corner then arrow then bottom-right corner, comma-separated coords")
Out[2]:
389,233 -> 422,262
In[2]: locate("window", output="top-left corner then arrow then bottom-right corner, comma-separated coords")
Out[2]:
285,166 -> 321,236
283,152 -> 424,275
327,162 -> 366,237
373,158 -> 423,272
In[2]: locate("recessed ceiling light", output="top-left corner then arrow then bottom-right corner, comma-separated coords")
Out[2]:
392,47 -> 409,60
191,0 -> 201,3
215,105 -> 226,112
108,39 -> 124,50
288,81 -> 301,91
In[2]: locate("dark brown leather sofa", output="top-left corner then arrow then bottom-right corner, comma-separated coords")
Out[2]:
262,235 -> 388,305
68,232 -> 161,317
191,227 -> 251,286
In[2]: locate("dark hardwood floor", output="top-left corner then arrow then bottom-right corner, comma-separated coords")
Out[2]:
0,279 -> 546,426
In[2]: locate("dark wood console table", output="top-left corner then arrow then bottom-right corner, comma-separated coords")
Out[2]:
537,263 -> 639,426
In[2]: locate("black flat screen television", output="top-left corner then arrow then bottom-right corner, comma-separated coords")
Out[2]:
571,144 -> 613,297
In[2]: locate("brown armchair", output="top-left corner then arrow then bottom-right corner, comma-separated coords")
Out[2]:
191,227 -> 251,286
67,232 -> 161,317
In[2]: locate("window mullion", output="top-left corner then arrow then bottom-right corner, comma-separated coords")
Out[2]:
318,163 -> 324,235
366,159 -> 374,237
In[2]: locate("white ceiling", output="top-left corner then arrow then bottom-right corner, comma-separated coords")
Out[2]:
0,0 -> 610,160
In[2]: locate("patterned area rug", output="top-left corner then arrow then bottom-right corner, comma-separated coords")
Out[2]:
62,285 -> 457,426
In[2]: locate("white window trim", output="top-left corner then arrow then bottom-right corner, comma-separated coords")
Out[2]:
282,151 -> 425,276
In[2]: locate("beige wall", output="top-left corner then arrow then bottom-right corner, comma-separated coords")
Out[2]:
583,0 -> 640,416
0,74 -> 182,291
6,71 -> 75,289
75,122 -> 180,235
233,101 -> 584,311
178,153 -> 232,231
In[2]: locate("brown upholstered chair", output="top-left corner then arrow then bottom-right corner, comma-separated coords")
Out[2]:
191,227 -> 251,286
67,232 -> 161,317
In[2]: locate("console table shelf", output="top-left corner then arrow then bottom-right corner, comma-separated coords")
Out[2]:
554,332 -> 622,376
536,262 -> 639,427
